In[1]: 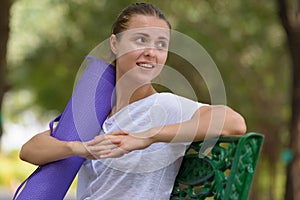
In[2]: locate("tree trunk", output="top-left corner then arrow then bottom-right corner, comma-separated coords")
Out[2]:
277,0 -> 300,199
0,0 -> 11,146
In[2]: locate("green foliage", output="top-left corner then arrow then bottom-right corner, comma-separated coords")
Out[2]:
8,0 -> 290,120
9,0 -> 139,112
161,0 -> 289,129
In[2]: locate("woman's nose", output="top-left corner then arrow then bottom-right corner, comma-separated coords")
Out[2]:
143,46 -> 156,57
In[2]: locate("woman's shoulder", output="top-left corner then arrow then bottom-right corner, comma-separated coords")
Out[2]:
156,92 -> 207,111
156,92 -> 184,100
157,92 -> 205,105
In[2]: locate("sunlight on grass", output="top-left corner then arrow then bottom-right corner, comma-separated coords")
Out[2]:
0,150 -> 36,190
0,150 -> 77,198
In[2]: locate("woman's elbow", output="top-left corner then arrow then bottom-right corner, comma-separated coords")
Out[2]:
19,143 -> 32,164
19,137 -> 41,165
228,107 -> 247,135
19,147 -> 28,163
235,115 -> 247,135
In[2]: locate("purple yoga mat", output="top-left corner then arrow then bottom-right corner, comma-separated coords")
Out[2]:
13,56 -> 116,200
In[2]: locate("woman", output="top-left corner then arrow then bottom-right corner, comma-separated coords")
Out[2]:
19,3 -> 246,200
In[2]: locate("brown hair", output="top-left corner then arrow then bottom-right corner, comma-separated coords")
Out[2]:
111,3 -> 171,35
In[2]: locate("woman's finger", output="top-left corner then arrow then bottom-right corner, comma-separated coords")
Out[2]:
87,135 -> 120,146
86,135 -> 105,146
110,130 -> 129,135
87,144 -> 118,153
99,147 -> 129,159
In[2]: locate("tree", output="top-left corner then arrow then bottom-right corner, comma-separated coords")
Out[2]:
277,0 -> 300,199
10,0 -> 131,112
0,0 -> 11,146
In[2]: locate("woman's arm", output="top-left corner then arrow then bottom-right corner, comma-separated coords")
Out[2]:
19,130 -> 94,165
147,105 -> 246,143
87,105 -> 247,158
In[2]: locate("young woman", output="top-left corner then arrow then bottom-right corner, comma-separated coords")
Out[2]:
19,3 -> 246,200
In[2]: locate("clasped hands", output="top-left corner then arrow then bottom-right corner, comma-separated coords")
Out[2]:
75,130 -> 154,160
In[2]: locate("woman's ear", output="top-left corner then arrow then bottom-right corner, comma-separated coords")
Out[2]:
110,34 -> 118,55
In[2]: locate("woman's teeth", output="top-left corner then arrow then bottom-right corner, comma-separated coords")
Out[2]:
138,63 -> 154,68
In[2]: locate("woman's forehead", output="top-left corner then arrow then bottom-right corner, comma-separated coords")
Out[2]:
121,27 -> 170,40
126,15 -> 170,32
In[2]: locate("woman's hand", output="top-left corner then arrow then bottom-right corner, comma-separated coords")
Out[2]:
68,141 -> 95,160
86,130 -> 153,159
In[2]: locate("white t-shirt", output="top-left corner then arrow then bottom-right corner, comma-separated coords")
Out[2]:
77,92 -> 207,200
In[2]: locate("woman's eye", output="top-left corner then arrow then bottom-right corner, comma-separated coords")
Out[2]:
156,41 -> 167,49
136,37 -> 146,43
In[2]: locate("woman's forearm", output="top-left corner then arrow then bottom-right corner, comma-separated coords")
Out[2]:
147,105 -> 247,143
19,130 -> 78,165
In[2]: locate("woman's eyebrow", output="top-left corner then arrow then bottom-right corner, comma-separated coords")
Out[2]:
133,32 -> 150,38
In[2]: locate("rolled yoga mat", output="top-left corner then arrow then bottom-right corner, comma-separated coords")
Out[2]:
13,56 -> 116,200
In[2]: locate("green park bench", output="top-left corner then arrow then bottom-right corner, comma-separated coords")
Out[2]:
171,132 -> 264,200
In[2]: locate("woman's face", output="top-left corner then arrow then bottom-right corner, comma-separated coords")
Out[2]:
111,14 -> 170,84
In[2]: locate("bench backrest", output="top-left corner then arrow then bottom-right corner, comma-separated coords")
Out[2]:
171,132 -> 264,200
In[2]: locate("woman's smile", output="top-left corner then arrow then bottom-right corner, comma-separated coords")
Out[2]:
136,61 -> 156,72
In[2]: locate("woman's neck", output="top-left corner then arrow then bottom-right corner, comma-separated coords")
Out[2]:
110,83 -> 157,117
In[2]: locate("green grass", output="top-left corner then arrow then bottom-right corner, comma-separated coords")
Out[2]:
0,150 -> 77,193
0,150 -> 36,188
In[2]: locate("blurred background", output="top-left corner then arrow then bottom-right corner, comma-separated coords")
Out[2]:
0,0 -> 299,199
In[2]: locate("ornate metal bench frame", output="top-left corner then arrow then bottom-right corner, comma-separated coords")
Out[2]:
171,132 -> 264,200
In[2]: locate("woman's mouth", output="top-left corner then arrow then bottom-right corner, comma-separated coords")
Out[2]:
137,62 -> 155,69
